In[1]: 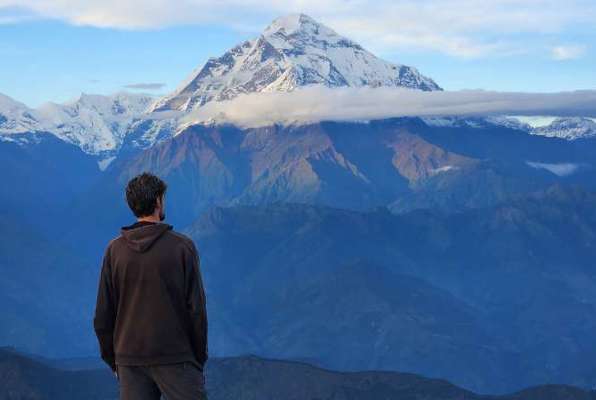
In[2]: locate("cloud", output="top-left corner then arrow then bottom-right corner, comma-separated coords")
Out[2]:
0,15 -> 21,23
180,86 -> 596,128
1,0 -> 595,58
551,45 -> 587,60
123,82 -> 166,90
526,161 -> 584,176
0,5 -> 37,24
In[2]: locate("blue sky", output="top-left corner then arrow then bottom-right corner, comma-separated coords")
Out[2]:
1,0 -> 595,107
0,21 -> 246,106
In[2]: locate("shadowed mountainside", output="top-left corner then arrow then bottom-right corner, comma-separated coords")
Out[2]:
184,185 -> 596,393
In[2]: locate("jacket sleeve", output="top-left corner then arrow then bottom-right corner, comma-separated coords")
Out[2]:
93,245 -> 117,372
184,241 -> 209,366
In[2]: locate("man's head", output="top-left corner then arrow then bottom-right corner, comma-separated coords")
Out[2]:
125,172 -> 168,221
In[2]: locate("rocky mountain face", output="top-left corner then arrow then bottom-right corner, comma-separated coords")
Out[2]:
47,116 -> 596,271
150,14 -> 441,112
77,117 -> 596,231
2,347 -> 595,400
6,111 -> 594,244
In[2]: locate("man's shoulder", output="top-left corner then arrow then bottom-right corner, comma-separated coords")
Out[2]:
105,235 -> 123,251
165,229 -> 197,252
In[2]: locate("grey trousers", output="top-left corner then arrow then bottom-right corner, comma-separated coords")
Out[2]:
117,362 -> 207,400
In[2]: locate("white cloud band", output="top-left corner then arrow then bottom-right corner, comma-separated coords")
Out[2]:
181,86 -> 596,128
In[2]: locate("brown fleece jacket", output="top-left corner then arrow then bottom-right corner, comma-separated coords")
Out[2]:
93,220 -> 208,372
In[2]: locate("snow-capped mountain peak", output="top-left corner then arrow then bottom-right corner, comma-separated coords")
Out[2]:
150,14 -> 441,112
263,13 -> 311,37
262,13 -> 347,46
0,92 -> 159,168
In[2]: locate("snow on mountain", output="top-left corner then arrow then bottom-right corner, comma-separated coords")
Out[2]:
120,117 -> 179,152
0,94 -> 41,133
504,116 -> 559,128
528,117 -> 596,140
150,13 -> 441,112
422,115 -> 596,141
421,116 -> 500,129
502,116 -> 596,140
37,92 -> 154,155
0,92 -> 157,169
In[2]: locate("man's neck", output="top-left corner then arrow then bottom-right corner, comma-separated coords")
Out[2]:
137,216 -> 160,223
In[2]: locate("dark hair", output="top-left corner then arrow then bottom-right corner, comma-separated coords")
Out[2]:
125,172 -> 168,218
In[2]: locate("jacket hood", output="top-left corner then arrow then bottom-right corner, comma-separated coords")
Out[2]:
120,222 -> 173,253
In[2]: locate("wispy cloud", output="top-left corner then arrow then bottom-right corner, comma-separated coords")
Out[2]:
551,44 -> 587,60
123,82 -> 166,90
181,86 -> 596,128
0,5 -> 37,24
526,161 -> 584,176
1,0 -> 595,58
0,15 -> 22,23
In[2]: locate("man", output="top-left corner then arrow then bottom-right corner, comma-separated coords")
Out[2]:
93,172 -> 208,400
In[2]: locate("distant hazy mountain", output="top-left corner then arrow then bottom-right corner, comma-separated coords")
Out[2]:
0,131 -> 100,231
0,212 -> 98,360
2,347 -> 594,400
181,186 -> 596,393
150,13 -> 441,112
0,134 -> 102,357
0,347 -> 117,400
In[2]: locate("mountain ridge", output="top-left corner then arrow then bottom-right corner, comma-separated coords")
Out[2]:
2,346 -> 595,400
0,92 -> 167,169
